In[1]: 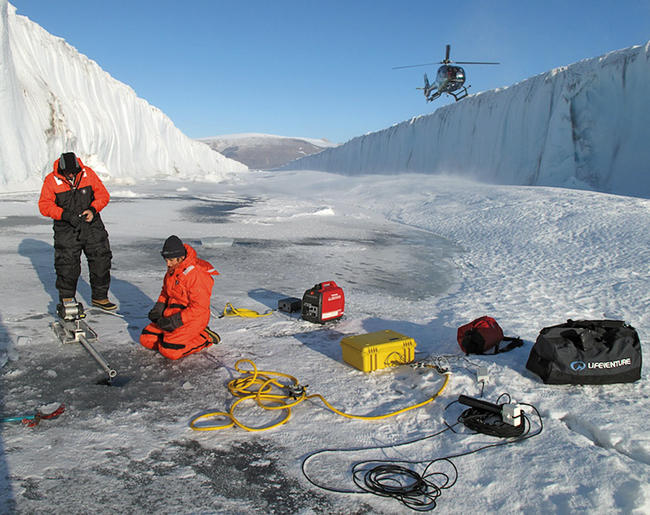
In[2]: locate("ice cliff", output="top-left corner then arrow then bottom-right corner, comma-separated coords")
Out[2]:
0,1 -> 246,192
283,42 -> 650,198
3,0 -> 648,198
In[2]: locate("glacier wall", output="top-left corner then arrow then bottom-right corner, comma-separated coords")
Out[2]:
283,42 -> 650,198
0,1 -> 246,192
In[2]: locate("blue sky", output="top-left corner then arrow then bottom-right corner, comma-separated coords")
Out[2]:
9,0 -> 650,143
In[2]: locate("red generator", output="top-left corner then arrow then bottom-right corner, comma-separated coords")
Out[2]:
301,281 -> 345,323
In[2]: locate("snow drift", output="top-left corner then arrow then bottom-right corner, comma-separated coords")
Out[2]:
283,42 -> 650,198
0,0 -> 246,192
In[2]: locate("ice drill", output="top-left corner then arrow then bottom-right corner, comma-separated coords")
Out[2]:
51,300 -> 117,381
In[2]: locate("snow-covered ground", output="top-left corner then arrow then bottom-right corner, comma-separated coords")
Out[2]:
1,170 -> 648,514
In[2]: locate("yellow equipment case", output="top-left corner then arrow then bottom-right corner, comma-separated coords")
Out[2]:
340,330 -> 417,372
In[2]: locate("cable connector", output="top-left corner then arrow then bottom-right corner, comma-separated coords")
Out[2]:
501,403 -> 522,427
410,362 -> 450,374
476,366 -> 489,383
287,384 -> 308,399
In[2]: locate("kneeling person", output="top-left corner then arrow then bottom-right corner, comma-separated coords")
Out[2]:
140,235 -> 220,360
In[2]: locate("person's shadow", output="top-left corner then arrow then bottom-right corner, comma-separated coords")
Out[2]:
18,238 -> 59,314
18,238 -> 152,342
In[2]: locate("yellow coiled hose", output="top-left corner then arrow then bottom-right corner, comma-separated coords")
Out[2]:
220,303 -> 275,318
190,358 -> 451,432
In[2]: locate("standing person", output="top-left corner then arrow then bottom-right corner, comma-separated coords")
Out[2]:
38,152 -> 116,310
140,235 -> 220,360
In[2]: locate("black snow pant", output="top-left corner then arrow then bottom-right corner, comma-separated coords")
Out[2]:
53,216 -> 113,301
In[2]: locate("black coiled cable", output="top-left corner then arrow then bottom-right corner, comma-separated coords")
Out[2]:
301,396 -> 543,512
352,458 -> 458,512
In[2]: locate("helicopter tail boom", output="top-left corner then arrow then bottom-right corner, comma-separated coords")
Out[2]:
423,73 -> 434,97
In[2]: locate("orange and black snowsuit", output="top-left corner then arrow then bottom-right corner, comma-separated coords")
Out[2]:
140,244 -> 219,360
38,156 -> 112,300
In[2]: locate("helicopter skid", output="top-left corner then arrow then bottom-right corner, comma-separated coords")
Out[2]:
450,87 -> 470,101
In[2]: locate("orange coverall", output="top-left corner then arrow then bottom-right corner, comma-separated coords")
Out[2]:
140,244 -> 218,360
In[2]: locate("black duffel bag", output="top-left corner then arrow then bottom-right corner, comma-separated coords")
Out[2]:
526,319 -> 642,385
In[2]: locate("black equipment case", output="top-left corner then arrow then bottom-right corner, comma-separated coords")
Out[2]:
526,319 -> 642,385
278,297 -> 302,313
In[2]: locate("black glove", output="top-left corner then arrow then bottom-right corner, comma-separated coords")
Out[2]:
61,210 -> 81,228
157,317 -> 174,331
157,312 -> 183,332
148,302 -> 166,323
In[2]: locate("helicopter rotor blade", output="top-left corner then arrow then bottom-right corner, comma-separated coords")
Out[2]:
392,62 -> 443,70
454,61 -> 500,65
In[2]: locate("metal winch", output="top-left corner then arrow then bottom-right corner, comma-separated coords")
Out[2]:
51,299 -> 117,381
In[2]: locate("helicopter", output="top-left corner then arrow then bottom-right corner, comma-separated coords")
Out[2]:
394,45 -> 499,102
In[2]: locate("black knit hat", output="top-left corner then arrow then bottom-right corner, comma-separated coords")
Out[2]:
161,235 -> 186,259
58,152 -> 81,175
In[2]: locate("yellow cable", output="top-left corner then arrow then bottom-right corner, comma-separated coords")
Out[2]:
222,303 -> 275,318
190,359 -> 451,432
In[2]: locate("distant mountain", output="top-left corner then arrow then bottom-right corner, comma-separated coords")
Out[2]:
197,133 -> 339,170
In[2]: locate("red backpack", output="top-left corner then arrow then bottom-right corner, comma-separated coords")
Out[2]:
457,316 -> 523,355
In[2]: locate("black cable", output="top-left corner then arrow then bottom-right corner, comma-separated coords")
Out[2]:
351,458 -> 458,512
301,423 -> 457,495
301,396 -> 543,512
